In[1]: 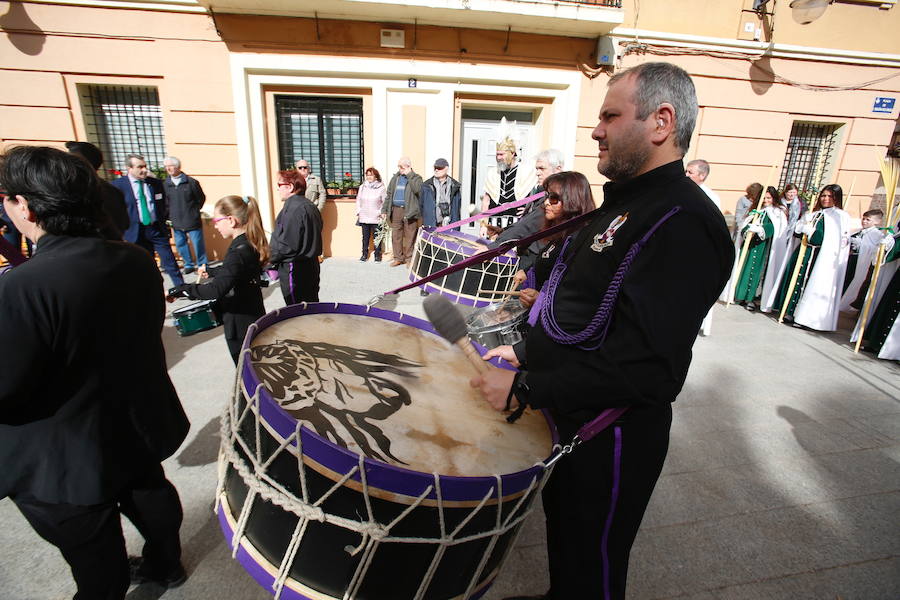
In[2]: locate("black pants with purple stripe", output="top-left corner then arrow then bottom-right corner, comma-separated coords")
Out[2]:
278,257 -> 320,306
542,403 -> 672,600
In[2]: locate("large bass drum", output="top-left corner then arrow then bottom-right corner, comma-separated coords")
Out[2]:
216,302 -> 556,600
409,227 -> 519,307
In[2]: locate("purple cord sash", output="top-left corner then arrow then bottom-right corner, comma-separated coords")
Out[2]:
381,205 -> 599,297
539,206 -> 682,350
433,191 -> 546,233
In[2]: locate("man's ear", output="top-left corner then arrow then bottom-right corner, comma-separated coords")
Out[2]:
651,103 -> 677,145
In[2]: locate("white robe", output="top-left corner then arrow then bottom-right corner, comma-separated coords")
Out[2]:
719,207 -> 784,305
850,240 -> 899,360
794,207 -> 851,331
839,227 -> 882,312
757,207 -> 788,312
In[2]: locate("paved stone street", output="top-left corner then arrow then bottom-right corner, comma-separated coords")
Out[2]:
1,257 -> 898,600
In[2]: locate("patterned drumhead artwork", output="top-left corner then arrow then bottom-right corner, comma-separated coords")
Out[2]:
249,313 -> 551,477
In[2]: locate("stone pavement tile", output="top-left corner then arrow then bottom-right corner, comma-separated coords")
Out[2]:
856,411 -> 900,441
483,537 -> 550,600
663,414 -> 892,477
630,492 -> 900,597
678,555 -> 899,600
645,449 -> 900,528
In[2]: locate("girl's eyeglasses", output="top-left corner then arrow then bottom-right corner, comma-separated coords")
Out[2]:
544,193 -> 562,205
213,216 -> 230,223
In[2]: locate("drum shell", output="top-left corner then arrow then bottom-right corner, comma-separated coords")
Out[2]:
218,303 -> 556,600
172,299 -> 221,336
410,228 -> 519,307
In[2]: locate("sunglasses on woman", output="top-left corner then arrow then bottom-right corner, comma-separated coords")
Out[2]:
544,192 -> 562,205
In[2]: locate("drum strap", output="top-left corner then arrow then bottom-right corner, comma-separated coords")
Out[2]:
545,407 -> 630,468
378,207 -> 601,299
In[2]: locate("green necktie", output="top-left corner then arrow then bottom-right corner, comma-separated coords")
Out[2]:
137,181 -> 151,226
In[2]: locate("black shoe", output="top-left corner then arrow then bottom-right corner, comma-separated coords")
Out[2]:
745,302 -> 757,312
420,289 -> 429,296
129,556 -> 187,588
183,267 -> 196,275
783,315 -> 795,325
374,255 -> 382,262
359,256 -> 367,262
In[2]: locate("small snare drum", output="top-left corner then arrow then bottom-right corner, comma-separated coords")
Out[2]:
172,299 -> 221,336
466,299 -> 529,350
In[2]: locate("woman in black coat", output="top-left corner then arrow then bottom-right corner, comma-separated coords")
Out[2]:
269,169 -> 323,305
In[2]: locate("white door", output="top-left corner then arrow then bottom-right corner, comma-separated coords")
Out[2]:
459,114 -> 534,233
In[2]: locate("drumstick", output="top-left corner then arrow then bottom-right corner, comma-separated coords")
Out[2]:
477,289 -> 522,296
422,295 -> 490,374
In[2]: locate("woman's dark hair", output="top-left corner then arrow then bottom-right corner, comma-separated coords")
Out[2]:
783,182 -> 799,196
279,169 -> 307,196
0,145 -> 103,237
365,166 -> 382,182
539,171 -> 596,242
814,184 -> 843,210
746,182 -> 763,203
758,185 -> 785,211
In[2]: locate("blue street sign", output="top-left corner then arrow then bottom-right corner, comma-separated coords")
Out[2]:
873,97 -> 895,113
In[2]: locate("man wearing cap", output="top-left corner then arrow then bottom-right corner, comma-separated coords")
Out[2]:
421,158 -> 461,229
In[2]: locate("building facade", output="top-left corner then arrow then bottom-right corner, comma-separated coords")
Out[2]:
2,0 -> 898,257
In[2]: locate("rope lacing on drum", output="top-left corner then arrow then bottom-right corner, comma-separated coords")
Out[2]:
216,354 -> 555,600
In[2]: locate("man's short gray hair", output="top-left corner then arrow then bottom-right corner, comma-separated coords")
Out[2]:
163,156 -> 181,168
125,153 -> 145,167
535,148 -> 565,170
609,62 -> 698,154
398,157 -> 412,167
686,159 -> 710,178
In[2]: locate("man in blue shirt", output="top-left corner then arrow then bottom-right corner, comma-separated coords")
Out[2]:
381,157 -> 423,266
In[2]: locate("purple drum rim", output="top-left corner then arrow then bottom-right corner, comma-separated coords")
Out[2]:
236,302 -> 558,504
216,507 -> 495,600
411,228 -> 519,308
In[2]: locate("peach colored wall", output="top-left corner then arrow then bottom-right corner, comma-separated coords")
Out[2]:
574,52 -> 900,219
0,1 -> 237,211
622,0 -> 900,55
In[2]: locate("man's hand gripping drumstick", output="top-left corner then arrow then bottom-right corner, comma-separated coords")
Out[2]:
422,295 -> 520,413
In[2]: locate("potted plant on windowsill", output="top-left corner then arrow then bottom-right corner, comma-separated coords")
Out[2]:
326,181 -> 341,196
340,172 -> 359,196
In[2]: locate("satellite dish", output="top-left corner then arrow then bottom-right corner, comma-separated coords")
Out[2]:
789,0 -> 831,24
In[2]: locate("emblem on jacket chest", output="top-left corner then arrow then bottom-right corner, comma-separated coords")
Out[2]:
590,213 -> 629,253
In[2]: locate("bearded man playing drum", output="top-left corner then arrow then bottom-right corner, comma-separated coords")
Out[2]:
472,63 -> 734,600
0,146 -> 190,597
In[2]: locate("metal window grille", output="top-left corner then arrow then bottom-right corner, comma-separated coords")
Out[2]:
558,0 -> 621,5
78,84 -> 167,180
275,96 -> 364,191
779,122 -> 840,193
